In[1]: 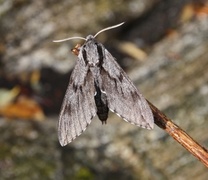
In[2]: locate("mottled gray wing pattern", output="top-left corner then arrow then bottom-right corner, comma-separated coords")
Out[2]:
100,48 -> 154,129
58,61 -> 96,146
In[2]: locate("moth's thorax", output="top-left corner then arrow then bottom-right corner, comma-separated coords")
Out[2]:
79,36 -> 103,67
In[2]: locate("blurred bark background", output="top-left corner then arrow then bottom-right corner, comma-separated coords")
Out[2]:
0,0 -> 208,179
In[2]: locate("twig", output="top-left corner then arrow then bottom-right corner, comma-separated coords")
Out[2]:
147,100 -> 208,168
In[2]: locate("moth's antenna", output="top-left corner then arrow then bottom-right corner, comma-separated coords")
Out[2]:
53,22 -> 124,42
53,36 -> 86,43
94,22 -> 125,38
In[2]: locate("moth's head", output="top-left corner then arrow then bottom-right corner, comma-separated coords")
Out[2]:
86,35 -> 94,41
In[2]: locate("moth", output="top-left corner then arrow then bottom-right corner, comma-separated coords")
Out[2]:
54,22 -> 154,146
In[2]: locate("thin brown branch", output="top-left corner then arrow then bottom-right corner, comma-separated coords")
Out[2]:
147,100 -> 208,168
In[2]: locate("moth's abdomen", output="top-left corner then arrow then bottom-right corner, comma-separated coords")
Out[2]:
94,83 -> 109,124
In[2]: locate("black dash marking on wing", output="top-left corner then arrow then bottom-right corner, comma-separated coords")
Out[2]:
82,48 -> 88,65
73,83 -> 78,92
119,73 -> 123,82
130,91 -> 138,102
96,44 -> 104,67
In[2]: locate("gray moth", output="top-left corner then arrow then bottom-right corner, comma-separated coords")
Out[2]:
54,22 -> 154,146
